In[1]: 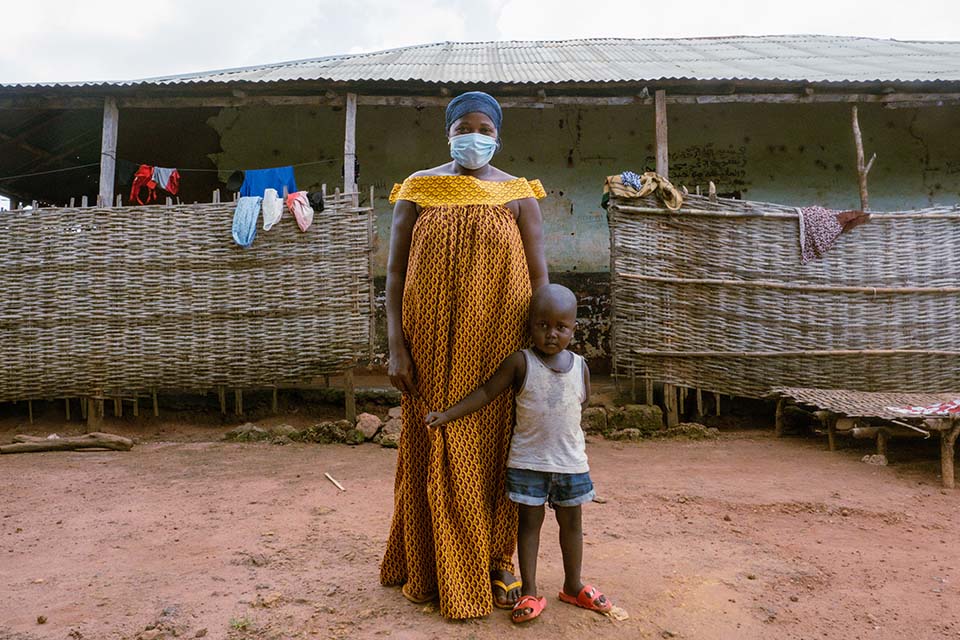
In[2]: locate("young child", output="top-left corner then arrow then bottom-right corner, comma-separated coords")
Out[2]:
424,283 -> 613,624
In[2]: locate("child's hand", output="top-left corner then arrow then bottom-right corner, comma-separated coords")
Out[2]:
424,411 -> 449,430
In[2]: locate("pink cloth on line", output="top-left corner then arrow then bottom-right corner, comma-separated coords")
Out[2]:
285,191 -> 314,232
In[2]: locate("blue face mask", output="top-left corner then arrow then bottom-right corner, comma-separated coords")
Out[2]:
449,133 -> 498,170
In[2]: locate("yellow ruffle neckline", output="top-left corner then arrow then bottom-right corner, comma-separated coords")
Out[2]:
389,175 -> 546,207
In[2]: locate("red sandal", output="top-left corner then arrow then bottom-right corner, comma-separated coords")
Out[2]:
558,584 -> 613,613
511,595 -> 546,623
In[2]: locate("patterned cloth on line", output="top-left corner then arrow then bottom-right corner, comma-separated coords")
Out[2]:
797,205 -> 870,264
887,399 -> 960,417
602,171 -> 683,211
381,175 -> 545,619
232,196 -> 262,248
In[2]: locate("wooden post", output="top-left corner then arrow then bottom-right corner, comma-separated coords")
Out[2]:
940,421 -> 959,489
98,97 -> 119,208
235,389 -> 243,416
664,383 -> 679,427
655,89 -> 668,178
344,367 -> 357,422
86,392 -> 103,433
27,400 -> 33,424
344,92 -> 358,196
696,388 -> 704,417
152,389 -> 159,417
218,386 -> 226,415
272,387 -> 279,414
775,398 -> 785,437
64,398 -> 71,421
827,415 -> 838,452
876,429 -> 888,458
645,378 -> 654,407
851,105 -> 876,211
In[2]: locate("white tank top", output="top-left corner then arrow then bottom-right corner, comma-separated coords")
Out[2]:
507,349 -> 589,474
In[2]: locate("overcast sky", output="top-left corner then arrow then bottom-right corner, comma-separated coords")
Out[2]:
1,0 -> 958,84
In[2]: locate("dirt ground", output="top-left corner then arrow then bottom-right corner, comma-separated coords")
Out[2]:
1,392 -> 959,640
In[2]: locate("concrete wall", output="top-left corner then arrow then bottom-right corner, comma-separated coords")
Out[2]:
207,102 -> 960,368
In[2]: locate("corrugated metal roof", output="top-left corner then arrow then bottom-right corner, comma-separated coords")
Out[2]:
8,35 -> 960,88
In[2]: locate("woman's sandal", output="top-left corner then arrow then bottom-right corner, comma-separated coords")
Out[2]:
558,584 -> 613,614
401,583 -> 437,605
511,595 -> 546,623
492,578 -> 523,610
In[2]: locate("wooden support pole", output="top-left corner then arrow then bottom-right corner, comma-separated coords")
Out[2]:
80,396 -> 88,420
655,89 -> 669,178
344,92 -> 358,196
696,388 -> 704,417
272,387 -> 279,414
235,389 -> 243,416
940,421 -> 959,489
98,97 -> 119,208
877,429 -> 888,457
132,397 -> 139,417
775,398 -> 785,437
87,392 -> 103,433
827,415 -> 838,452
851,105 -> 876,211
64,398 -> 71,421
27,400 -> 33,424
630,372 -> 637,403
344,367 -> 357,423
218,386 -> 226,415
645,378 -> 654,407
715,392 -> 721,416
152,389 -> 159,417
664,383 -> 679,427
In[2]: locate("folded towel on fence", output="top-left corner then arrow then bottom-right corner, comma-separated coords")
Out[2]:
262,188 -> 283,231
797,206 -> 870,263
232,196 -> 262,248
286,191 -> 315,232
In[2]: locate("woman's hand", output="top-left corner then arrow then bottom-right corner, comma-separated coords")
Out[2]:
388,343 -> 417,397
424,411 -> 450,430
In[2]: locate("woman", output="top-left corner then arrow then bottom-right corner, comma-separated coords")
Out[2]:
380,91 -> 549,619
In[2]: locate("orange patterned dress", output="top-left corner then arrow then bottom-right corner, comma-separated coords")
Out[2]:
380,175 -> 547,619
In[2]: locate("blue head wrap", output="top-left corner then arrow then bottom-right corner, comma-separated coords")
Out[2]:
445,91 -> 503,134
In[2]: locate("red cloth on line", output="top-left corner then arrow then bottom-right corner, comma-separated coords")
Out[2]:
130,164 -> 158,205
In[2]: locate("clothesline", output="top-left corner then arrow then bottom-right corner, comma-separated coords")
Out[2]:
0,158 -> 340,183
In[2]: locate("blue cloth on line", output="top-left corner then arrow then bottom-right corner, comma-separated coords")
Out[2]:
232,196 -> 262,248
239,166 -> 298,198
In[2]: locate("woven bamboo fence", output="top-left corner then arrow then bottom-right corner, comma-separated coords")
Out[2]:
0,191 -> 373,403
608,194 -> 960,398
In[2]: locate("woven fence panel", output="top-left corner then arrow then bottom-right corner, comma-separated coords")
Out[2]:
609,194 -> 960,398
0,199 -> 372,401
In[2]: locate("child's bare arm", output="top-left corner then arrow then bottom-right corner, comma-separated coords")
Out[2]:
582,360 -> 591,410
425,352 -> 525,428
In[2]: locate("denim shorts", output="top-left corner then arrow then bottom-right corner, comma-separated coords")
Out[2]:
505,467 -> 596,508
